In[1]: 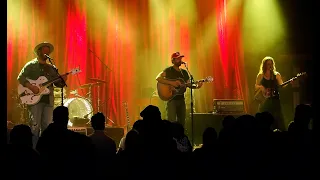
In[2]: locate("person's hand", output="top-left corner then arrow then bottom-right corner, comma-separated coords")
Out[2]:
197,82 -> 203,88
29,85 -> 39,94
61,74 -> 68,81
171,80 -> 182,87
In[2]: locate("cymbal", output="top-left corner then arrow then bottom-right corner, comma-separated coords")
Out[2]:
90,78 -> 106,83
80,82 -> 101,89
70,89 -> 78,95
80,83 -> 95,89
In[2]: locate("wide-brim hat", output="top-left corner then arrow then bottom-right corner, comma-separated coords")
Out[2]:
34,42 -> 54,54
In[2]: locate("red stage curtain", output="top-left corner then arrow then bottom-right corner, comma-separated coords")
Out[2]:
7,0 -> 249,127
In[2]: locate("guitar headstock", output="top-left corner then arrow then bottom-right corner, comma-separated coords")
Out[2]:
204,76 -> 214,83
70,67 -> 82,75
296,72 -> 307,77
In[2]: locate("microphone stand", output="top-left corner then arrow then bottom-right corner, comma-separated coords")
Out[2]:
184,63 -> 195,147
88,48 -> 112,71
47,57 -> 67,106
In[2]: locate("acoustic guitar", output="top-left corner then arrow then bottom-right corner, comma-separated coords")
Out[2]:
157,76 -> 213,101
254,72 -> 307,104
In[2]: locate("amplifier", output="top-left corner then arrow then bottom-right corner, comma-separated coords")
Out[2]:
68,127 -> 87,135
213,99 -> 245,113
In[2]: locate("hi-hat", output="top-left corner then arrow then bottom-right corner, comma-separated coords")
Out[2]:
90,78 -> 106,83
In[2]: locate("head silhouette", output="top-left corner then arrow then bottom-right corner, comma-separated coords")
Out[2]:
202,127 -> 217,147
10,124 -> 33,147
255,111 -> 274,129
140,105 -> 161,120
294,104 -> 312,128
53,106 -> 69,128
91,112 -> 106,131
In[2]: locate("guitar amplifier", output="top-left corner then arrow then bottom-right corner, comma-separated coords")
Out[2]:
213,99 -> 245,114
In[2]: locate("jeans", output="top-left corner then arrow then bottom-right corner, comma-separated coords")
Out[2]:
166,99 -> 186,127
28,102 -> 53,148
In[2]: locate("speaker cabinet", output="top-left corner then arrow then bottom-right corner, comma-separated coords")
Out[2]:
186,113 -> 244,146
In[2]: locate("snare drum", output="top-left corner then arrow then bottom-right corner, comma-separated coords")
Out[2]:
64,97 -> 93,126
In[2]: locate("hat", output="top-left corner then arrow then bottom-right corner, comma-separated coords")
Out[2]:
171,52 -> 184,59
34,41 -> 54,54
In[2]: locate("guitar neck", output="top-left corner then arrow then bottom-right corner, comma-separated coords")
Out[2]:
42,72 -> 68,87
280,76 -> 298,87
186,79 -> 206,85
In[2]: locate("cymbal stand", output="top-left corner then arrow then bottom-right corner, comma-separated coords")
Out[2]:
97,83 -> 101,112
87,85 -> 92,104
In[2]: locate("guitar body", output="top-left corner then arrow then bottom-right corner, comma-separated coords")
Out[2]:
18,76 -> 50,105
254,89 -> 270,104
157,78 -> 187,101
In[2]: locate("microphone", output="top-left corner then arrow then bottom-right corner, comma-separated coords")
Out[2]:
44,54 -> 53,60
181,61 -> 187,64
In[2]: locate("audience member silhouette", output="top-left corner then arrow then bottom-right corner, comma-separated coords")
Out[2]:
6,124 -> 41,179
118,119 -> 144,152
36,106 -> 94,179
89,112 -> 117,178
192,127 -> 219,179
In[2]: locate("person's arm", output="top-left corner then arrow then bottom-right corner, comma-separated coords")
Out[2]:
17,63 -> 39,93
255,74 -> 264,91
275,72 -> 285,86
156,71 -> 181,87
17,63 -> 31,87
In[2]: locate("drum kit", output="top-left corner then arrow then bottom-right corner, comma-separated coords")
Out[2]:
54,78 -> 111,127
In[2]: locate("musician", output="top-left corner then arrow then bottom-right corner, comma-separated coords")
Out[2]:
17,42 -> 68,148
255,56 -> 286,131
156,52 -> 203,127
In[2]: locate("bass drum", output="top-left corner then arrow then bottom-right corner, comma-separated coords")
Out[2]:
63,98 -> 93,126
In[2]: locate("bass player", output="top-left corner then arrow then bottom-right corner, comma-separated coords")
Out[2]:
17,42 -> 68,148
156,52 -> 203,128
255,56 -> 290,131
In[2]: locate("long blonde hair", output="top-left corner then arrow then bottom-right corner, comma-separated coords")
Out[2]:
258,56 -> 277,75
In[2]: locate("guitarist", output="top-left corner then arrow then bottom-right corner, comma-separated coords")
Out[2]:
17,42 -> 68,148
255,56 -> 288,131
156,52 -> 203,128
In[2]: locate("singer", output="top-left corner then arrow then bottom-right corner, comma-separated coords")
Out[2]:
17,41 -> 68,148
156,52 -> 203,128
255,56 -> 286,131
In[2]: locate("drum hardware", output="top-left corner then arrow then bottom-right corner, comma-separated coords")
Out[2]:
89,78 -> 106,112
12,89 -> 29,124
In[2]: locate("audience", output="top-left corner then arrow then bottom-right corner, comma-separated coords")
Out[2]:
5,103 -> 315,179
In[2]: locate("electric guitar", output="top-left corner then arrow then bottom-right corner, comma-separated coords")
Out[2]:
157,76 -> 213,101
18,67 -> 81,105
254,72 -> 307,104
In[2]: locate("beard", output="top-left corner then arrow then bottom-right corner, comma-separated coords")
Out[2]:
40,54 -> 47,61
